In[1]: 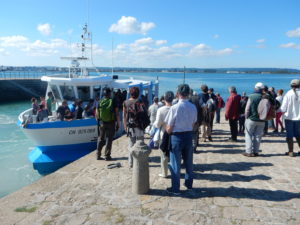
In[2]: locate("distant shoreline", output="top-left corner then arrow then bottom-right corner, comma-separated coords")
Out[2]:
1,66 -> 300,75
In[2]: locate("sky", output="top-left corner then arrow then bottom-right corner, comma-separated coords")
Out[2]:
0,0 -> 300,68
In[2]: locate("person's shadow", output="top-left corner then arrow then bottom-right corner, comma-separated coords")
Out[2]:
148,186 -> 300,201
194,162 -> 273,172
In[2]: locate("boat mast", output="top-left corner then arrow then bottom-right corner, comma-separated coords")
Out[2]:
111,38 -> 114,76
80,24 -> 91,77
183,66 -> 186,84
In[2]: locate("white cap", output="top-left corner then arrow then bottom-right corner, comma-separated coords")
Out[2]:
255,82 -> 265,89
290,79 -> 300,86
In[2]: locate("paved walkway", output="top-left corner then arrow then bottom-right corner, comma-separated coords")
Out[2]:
1,120 -> 300,225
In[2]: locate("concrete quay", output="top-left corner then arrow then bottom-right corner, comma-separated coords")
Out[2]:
1,121 -> 300,225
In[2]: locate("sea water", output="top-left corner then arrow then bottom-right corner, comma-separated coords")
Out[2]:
0,102 -> 41,198
117,72 -> 298,97
0,72 -> 299,198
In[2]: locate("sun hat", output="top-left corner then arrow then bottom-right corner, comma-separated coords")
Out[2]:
290,79 -> 300,86
255,82 -> 265,89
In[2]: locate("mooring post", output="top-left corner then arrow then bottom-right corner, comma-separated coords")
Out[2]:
130,140 -> 151,194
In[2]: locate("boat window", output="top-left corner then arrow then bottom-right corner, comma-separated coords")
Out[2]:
50,85 -> 61,100
60,85 -> 75,101
93,86 -> 101,99
77,86 -> 91,101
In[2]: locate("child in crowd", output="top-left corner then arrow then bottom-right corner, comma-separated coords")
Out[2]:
275,89 -> 284,133
40,96 -> 46,107
37,104 -> 49,122
31,97 -> 39,115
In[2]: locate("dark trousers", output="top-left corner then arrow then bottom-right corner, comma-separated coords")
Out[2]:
209,112 -> 215,136
264,121 -> 268,134
229,119 -> 238,141
192,123 -> 200,151
97,121 -> 115,157
215,108 -> 221,123
239,116 -> 245,133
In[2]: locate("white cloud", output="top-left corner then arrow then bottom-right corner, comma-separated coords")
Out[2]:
0,48 -> 9,56
116,43 -> 128,50
280,42 -> 300,50
189,43 -> 233,56
155,40 -> 167,46
286,27 -> 300,38
0,35 -> 67,56
0,32 -> 234,66
37,23 -> 52,36
114,38 -> 179,60
0,35 -> 28,47
134,37 -> 154,45
22,39 -> 65,56
172,42 -> 192,48
255,39 -> 266,48
132,37 -> 167,46
256,39 -> 265,43
91,44 -> 105,55
109,16 -> 155,35
213,34 -> 220,39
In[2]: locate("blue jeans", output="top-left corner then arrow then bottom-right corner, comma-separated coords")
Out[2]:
169,132 -> 193,192
285,120 -> 300,138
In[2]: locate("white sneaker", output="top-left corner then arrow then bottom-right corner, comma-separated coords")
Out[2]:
158,173 -> 167,178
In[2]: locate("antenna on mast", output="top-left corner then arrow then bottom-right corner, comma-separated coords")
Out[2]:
111,38 -> 114,76
86,0 -> 90,26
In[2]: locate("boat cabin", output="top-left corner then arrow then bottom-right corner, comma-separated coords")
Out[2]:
42,74 -> 159,109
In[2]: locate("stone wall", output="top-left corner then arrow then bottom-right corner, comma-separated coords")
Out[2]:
0,80 -> 47,102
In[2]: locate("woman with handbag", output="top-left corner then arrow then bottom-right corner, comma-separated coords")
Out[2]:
152,91 -> 174,178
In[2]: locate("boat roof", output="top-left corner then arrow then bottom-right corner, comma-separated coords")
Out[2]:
41,75 -> 112,85
41,75 -> 157,89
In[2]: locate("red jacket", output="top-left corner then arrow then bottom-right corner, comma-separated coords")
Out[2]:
217,96 -> 225,109
225,93 -> 241,120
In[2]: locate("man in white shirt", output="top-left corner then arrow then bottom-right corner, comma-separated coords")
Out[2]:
280,79 -> 300,156
165,84 -> 197,195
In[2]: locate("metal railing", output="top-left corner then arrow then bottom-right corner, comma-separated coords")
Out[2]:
0,71 -> 67,80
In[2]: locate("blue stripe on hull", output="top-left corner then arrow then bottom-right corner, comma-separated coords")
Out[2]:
18,118 -> 97,129
29,142 -> 97,175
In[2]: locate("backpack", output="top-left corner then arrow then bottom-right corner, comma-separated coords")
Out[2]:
257,98 -> 276,121
220,98 -> 225,108
189,95 -> 201,124
127,100 -> 150,130
275,99 -> 281,111
239,98 -> 248,114
201,99 -> 215,124
98,98 -> 115,122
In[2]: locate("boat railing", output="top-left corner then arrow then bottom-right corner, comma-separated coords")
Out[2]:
19,108 -> 33,123
0,71 -> 67,80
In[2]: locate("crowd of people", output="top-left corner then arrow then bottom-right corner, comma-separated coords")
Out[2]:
120,80 -> 299,195
30,89 -> 127,123
30,79 -> 300,195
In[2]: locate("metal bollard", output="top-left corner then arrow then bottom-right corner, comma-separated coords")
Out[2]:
130,140 -> 151,194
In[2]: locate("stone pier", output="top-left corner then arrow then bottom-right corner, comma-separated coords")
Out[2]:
1,119 -> 300,225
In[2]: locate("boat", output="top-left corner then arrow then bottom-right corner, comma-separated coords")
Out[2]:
17,24 -> 159,175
